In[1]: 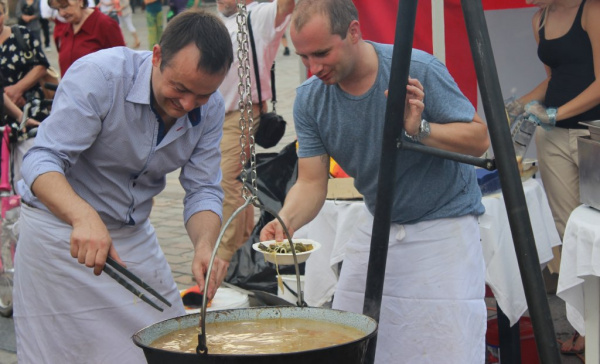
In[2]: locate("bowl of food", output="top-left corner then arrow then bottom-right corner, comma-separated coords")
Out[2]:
252,239 -> 321,265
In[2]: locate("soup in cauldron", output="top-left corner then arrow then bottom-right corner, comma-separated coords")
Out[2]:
150,317 -> 365,354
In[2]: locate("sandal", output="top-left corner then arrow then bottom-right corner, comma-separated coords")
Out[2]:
560,331 -> 585,355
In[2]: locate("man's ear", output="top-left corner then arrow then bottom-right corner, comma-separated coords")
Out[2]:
152,44 -> 162,68
348,20 -> 361,43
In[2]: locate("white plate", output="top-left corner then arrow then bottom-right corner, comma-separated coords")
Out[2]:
252,239 -> 321,265
181,287 -> 249,314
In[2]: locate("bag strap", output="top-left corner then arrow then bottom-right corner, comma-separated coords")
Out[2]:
270,62 -> 277,112
11,25 -> 33,60
247,12 -> 277,114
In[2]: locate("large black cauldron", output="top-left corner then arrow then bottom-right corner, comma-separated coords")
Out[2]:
133,306 -> 377,364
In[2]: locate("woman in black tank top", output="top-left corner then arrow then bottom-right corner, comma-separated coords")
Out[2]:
505,0 -> 600,355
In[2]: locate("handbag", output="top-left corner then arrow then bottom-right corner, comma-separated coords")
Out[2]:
11,25 -> 60,100
247,13 -> 286,149
40,66 -> 60,99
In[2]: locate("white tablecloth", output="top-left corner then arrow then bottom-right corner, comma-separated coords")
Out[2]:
296,178 -> 561,326
556,204 -> 600,362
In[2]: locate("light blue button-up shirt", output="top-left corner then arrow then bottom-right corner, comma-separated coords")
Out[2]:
18,47 -> 225,229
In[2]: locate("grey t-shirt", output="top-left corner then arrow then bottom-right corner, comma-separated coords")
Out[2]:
294,41 -> 484,224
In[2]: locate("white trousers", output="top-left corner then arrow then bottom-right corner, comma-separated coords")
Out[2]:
118,13 -> 137,33
13,204 -> 186,364
332,207 -> 486,364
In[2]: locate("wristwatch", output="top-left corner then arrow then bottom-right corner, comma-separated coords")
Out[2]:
404,119 -> 431,142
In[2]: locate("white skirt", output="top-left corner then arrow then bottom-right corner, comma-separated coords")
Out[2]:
13,204 -> 186,364
332,206 -> 486,364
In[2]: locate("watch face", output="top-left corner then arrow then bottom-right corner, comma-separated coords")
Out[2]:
421,119 -> 430,137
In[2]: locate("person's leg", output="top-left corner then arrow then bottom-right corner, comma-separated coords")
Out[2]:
535,127 -> 589,273
40,18 -> 50,49
146,10 -> 161,49
156,10 -> 163,45
536,127 -> 588,239
537,127 -> 590,352
217,107 -> 260,261
281,32 -> 290,56
121,13 -> 140,48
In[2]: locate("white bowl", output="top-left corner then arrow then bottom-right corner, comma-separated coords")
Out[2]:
252,239 -> 321,265
180,287 -> 249,314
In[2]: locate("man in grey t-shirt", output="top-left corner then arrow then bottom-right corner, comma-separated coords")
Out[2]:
260,0 -> 491,363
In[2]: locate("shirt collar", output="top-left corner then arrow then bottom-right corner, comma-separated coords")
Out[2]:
126,52 -> 154,105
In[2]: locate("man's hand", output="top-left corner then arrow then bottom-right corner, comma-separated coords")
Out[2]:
191,241 -> 229,300
404,77 -> 425,136
383,77 -> 425,136
525,101 -> 557,131
260,216 -> 294,243
70,211 -> 122,276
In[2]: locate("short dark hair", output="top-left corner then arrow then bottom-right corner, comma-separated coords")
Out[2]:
293,0 -> 358,39
159,9 -> 233,74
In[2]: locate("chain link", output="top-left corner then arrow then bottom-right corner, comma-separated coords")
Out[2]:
235,0 -> 258,202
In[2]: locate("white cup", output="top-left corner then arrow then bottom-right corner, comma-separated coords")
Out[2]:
277,275 -> 305,303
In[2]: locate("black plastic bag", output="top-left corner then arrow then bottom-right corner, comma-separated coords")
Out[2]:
225,141 -> 301,294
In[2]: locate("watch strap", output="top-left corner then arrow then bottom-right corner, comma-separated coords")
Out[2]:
404,119 -> 430,142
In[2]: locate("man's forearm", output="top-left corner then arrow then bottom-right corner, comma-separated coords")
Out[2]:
31,171 -> 99,227
278,179 -> 327,234
186,210 -> 221,252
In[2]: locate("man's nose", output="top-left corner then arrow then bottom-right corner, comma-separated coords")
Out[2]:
180,94 -> 198,112
308,59 -> 323,76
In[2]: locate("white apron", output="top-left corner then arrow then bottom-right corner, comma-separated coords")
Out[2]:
332,206 -> 486,364
13,204 -> 186,364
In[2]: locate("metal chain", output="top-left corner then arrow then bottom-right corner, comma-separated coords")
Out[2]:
235,0 -> 258,203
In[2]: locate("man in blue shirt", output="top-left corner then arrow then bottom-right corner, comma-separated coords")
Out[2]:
261,0 -> 490,363
13,10 -> 233,363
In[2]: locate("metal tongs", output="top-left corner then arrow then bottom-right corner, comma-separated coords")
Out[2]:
103,256 -> 172,312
